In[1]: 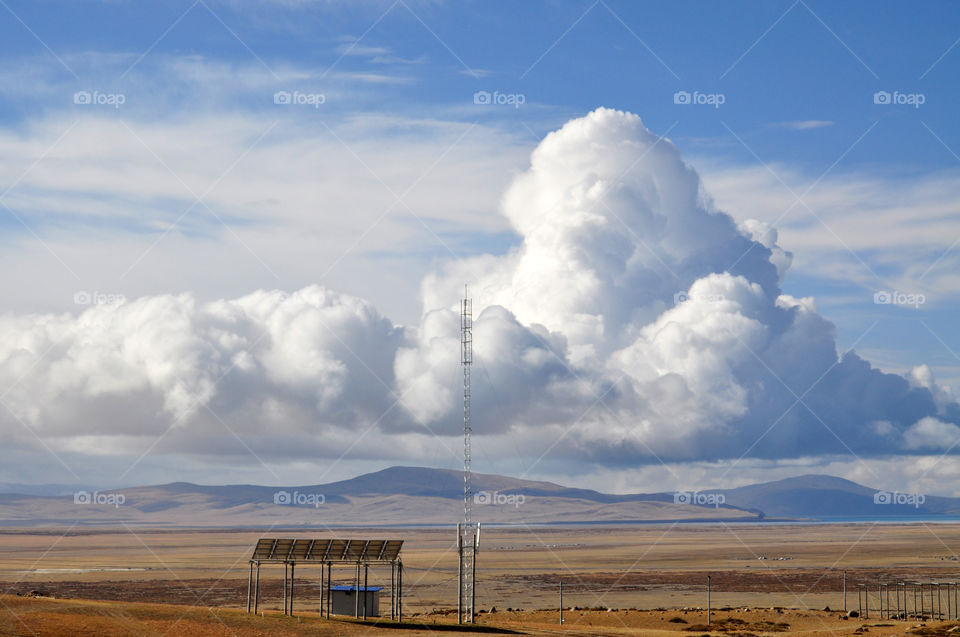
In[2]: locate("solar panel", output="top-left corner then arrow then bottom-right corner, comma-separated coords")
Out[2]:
250,538 -> 403,563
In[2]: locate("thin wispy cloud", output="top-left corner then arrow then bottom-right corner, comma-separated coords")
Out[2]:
775,120 -> 835,130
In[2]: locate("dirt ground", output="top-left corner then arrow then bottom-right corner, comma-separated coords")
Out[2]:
3,594 -> 959,636
2,522 -> 960,633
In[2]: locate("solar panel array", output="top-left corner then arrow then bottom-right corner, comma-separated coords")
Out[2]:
250,538 -> 403,563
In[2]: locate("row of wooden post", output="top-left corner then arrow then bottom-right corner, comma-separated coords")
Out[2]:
553,573 -> 960,626
245,559 -> 402,621
859,581 -> 959,620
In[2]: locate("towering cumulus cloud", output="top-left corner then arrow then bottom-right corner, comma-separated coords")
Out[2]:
403,108 -> 960,463
1,108 -> 956,469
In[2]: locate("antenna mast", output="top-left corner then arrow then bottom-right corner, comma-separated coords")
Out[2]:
458,286 -> 479,623
462,287 -> 472,524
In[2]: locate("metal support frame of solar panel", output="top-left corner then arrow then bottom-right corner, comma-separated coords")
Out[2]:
246,538 -> 405,621
250,538 -> 403,563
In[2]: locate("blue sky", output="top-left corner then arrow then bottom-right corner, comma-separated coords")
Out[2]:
4,2 -> 959,150
1,0 -> 960,493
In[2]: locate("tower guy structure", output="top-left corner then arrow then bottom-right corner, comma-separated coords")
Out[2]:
458,287 -> 480,624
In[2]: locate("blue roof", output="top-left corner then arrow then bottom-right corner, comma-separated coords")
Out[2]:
330,585 -> 383,592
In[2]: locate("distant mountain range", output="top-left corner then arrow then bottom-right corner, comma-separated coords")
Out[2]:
0,467 -> 956,527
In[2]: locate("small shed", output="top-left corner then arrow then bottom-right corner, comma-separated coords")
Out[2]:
331,585 -> 381,617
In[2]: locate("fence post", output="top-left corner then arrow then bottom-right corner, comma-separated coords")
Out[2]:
560,580 -> 563,625
707,575 -> 711,626
843,571 -> 846,613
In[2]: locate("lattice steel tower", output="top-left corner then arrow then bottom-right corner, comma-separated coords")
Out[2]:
458,287 -> 479,624
462,288 -> 472,524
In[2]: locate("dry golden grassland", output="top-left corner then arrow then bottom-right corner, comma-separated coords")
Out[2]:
2,523 -> 960,634
3,595 -> 958,636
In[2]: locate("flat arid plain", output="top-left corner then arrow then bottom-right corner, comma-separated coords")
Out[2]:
3,523 -> 960,635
